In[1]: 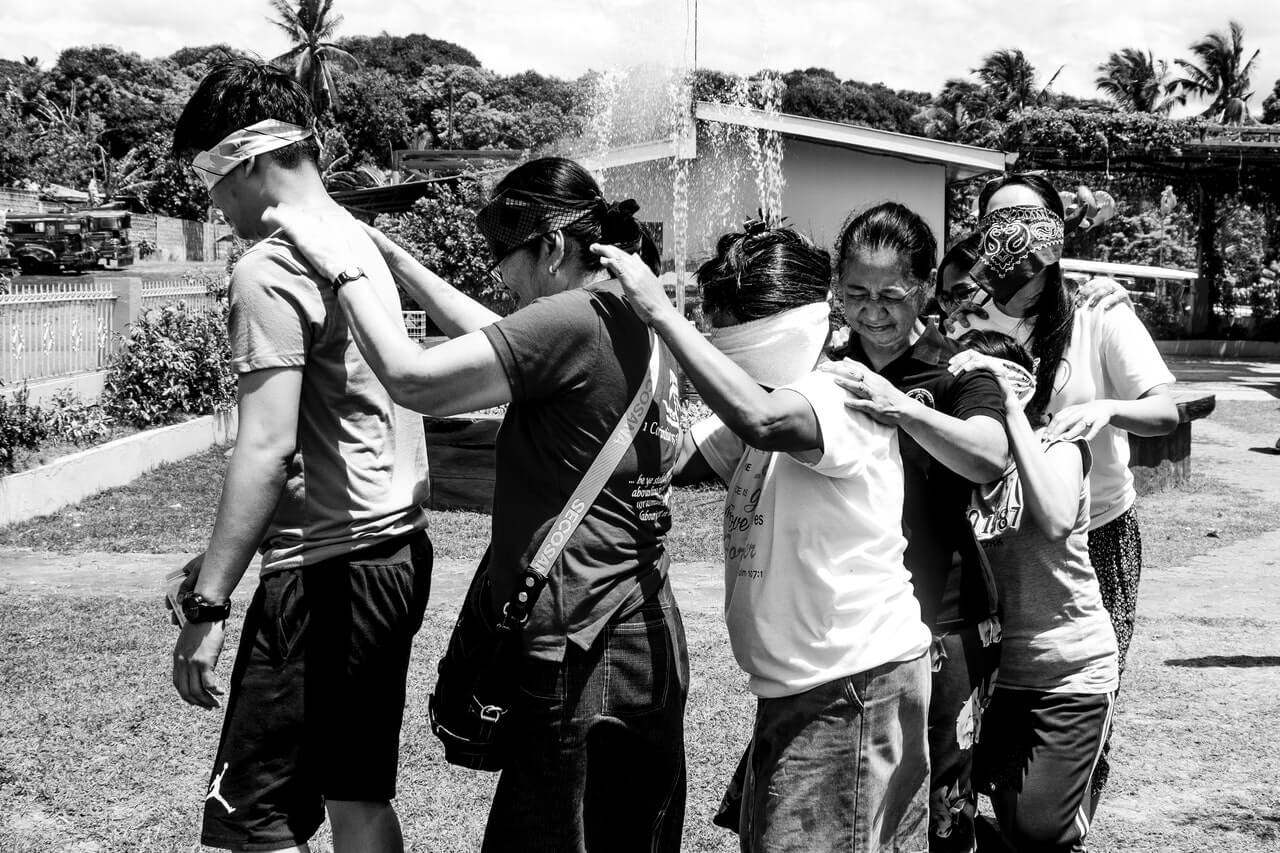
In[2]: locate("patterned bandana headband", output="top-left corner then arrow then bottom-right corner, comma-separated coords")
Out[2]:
965,205 -> 1064,305
476,191 -> 641,263
191,119 -> 314,191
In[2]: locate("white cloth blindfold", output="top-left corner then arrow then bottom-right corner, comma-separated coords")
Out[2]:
707,301 -> 831,388
191,119 -> 314,190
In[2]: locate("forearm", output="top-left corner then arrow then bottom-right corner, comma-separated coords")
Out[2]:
194,447 -> 290,602
651,309 -> 818,452
899,409 -> 1008,483
340,281 -> 511,416
338,280 -> 428,396
1105,388 -> 1179,437
384,243 -> 500,336
1004,406 -> 1079,539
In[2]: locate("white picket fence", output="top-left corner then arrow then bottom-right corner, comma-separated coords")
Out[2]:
0,279 -> 117,384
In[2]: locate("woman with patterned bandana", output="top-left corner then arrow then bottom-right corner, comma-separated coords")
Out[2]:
939,174 -> 1179,804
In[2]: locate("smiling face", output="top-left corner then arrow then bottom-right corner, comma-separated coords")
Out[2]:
839,246 -> 928,355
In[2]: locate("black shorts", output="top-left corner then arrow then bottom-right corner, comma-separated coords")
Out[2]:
200,530 -> 432,852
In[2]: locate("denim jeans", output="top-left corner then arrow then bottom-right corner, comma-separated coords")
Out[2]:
740,653 -> 932,853
482,579 -> 689,853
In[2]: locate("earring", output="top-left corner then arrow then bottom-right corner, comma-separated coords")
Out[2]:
548,265 -> 558,275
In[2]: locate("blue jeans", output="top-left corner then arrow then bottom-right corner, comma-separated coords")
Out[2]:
740,654 -> 932,853
482,579 -> 689,853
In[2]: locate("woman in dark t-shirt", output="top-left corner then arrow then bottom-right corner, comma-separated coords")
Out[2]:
823,202 -> 1010,853
268,157 -> 687,852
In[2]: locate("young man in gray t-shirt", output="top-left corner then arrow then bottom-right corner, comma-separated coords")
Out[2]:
169,58 -> 430,853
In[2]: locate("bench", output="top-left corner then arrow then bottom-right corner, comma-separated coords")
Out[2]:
1129,391 -> 1216,495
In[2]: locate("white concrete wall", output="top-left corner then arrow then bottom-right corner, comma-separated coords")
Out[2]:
602,126 -> 949,272
0,410 -> 237,526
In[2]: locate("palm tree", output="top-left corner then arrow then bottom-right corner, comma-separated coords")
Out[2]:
267,0 -> 359,117
1172,20 -> 1260,120
975,48 -> 1062,117
1095,48 -> 1177,113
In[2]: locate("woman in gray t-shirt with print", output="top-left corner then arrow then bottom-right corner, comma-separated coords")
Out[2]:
951,330 -> 1118,853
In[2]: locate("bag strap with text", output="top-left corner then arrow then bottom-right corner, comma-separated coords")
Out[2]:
500,330 -> 662,629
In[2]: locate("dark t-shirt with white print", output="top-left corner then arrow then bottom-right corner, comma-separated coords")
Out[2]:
481,279 -> 681,662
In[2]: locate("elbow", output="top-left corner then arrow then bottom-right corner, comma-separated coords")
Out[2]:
971,456 -> 1008,484
736,411 -> 796,452
1034,513 -> 1076,542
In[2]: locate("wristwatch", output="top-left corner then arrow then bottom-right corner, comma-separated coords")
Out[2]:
330,266 -> 367,293
179,591 -> 231,624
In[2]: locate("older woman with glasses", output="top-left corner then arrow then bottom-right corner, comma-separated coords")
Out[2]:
265,156 -> 689,853
822,202 -> 1010,853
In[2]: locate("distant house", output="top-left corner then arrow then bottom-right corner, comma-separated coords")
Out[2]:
596,101 -> 1013,271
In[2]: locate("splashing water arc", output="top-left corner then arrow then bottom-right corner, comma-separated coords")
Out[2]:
542,0 -> 787,319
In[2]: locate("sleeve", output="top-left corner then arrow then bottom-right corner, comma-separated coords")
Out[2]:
481,290 -> 597,402
227,248 -> 323,375
946,367 -> 1007,426
689,414 -> 744,483
783,372 -> 889,478
1044,434 -> 1093,478
1097,303 -> 1177,400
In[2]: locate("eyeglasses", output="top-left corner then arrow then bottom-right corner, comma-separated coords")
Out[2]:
845,284 -> 920,306
486,236 -> 542,285
937,284 -> 991,312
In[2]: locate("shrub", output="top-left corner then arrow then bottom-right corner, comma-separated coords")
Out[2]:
376,179 -> 516,318
104,304 -> 236,427
43,389 -> 115,446
0,385 -> 50,473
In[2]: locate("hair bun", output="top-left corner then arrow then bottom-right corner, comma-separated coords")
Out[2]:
600,197 -> 641,248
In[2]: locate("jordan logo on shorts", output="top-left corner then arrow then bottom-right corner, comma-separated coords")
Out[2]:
206,762 -> 236,814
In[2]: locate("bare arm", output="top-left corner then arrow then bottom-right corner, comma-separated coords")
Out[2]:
1045,384 -> 1179,443
173,367 -> 300,708
823,360 -> 1009,483
261,206 -> 512,416
673,430 -> 719,486
337,278 -> 512,416
366,224 -> 501,337
593,244 -> 819,453
952,352 -> 1083,540
1004,401 -> 1085,541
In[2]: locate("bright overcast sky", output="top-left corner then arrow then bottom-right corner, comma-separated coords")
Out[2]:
3,0 -> 1279,111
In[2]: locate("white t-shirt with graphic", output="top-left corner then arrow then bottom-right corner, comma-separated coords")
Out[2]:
953,285 -> 1176,528
691,371 -> 932,699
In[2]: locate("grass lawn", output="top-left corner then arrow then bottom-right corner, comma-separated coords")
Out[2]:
2,399 -> 1279,849
0,450 -> 728,563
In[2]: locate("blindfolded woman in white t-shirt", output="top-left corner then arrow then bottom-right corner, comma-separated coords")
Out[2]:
938,174 -> 1179,799
594,225 -> 932,853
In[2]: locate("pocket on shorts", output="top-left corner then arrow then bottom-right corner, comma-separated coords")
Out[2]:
603,606 -> 673,717
266,571 -> 310,667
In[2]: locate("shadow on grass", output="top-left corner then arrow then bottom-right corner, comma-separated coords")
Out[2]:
1165,655 -> 1280,668
1179,798 -> 1280,843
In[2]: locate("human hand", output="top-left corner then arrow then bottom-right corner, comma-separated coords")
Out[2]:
591,243 -> 677,326
819,359 -> 916,425
947,350 -> 1029,410
939,299 -> 990,336
261,204 -> 355,284
1074,278 -> 1132,313
172,619 -> 227,709
1044,400 -> 1116,442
